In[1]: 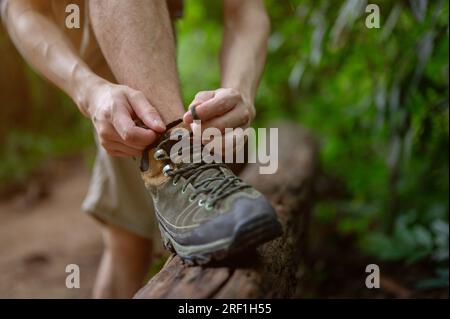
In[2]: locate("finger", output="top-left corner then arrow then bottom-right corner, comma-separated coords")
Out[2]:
107,150 -> 130,158
97,122 -> 127,143
108,141 -> 143,156
126,91 -> 166,132
98,126 -> 144,156
223,125 -> 249,156
200,105 -> 251,134
99,123 -> 154,154
190,91 -> 216,108
183,91 -> 216,123
189,90 -> 240,124
112,104 -> 158,148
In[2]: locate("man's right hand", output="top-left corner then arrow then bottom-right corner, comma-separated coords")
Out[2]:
3,0 -> 168,158
83,81 -> 166,157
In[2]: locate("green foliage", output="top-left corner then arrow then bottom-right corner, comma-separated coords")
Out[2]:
363,211 -> 448,264
0,36 -> 93,193
178,0 -> 449,281
0,121 -> 92,191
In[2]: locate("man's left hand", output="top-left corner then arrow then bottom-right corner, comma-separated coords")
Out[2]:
183,88 -> 255,132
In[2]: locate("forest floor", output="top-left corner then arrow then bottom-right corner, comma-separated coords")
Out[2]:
0,158 -> 102,298
0,156 -> 447,299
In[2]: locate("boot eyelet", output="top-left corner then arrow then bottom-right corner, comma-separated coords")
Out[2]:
198,199 -> 205,207
154,149 -> 167,160
181,188 -> 187,194
205,203 -> 213,210
162,164 -> 173,176
173,180 -> 178,186
189,194 -> 197,202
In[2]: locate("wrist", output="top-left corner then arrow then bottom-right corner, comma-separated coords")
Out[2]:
221,82 -> 254,103
70,65 -> 108,118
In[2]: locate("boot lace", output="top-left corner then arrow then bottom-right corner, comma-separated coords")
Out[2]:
147,135 -> 250,210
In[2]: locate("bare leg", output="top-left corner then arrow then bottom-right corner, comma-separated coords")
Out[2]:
89,0 -> 185,125
93,222 -> 152,299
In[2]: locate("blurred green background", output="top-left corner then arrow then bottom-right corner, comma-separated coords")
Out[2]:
0,0 -> 448,295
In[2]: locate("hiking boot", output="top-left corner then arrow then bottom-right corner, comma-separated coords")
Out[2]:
140,120 -> 282,264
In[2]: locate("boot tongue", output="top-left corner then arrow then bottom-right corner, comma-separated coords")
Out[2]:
141,119 -> 236,191
159,122 -> 230,191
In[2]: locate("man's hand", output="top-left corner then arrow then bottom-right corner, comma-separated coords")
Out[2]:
183,88 -> 255,132
85,81 -> 166,157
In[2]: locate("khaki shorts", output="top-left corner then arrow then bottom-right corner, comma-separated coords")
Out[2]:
82,144 -> 157,239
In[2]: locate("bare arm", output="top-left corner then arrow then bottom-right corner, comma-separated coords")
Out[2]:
2,0 -> 164,157
1,0 -> 99,116
184,0 -> 270,130
221,0 -> 270,107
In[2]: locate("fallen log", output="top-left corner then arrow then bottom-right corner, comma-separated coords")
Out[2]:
134,122 -> 319,299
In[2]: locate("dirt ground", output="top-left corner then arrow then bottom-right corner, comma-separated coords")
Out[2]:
0,162 -> 102,298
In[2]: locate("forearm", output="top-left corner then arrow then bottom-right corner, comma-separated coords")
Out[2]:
1,0 -> 104,116
221,0 -> 270,106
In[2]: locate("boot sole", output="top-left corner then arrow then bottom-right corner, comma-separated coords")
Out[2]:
158,214 -> 283,265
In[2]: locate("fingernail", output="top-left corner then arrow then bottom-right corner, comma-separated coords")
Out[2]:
184,112 -> 193,123
154,119 -> 166,130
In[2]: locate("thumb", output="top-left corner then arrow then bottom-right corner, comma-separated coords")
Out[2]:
127,91 -> 166,133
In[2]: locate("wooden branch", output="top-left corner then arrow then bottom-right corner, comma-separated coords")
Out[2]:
134,122 -> 319,299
